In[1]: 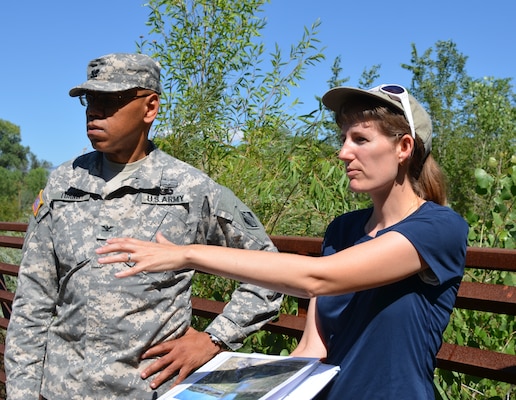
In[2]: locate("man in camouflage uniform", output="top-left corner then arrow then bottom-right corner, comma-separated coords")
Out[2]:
5,53 -> 282,400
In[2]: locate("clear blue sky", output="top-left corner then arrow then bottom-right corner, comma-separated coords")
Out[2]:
1,0 -> 515,167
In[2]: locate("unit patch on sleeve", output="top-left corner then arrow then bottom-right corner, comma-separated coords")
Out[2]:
240,211 -> 259,229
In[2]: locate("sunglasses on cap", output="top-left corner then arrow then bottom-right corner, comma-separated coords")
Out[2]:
368,84 -> 415,139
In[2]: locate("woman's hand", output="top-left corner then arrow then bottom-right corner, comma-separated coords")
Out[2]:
96,232 -> 187,277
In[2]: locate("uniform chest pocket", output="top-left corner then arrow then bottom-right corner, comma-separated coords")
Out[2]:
50,194 -> 194,280
137,201 -> 193,246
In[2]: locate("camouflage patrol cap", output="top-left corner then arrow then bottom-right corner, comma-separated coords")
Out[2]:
69,53 -> 162,97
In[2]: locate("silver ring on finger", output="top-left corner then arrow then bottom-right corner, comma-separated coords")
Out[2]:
125,253 -> 136,268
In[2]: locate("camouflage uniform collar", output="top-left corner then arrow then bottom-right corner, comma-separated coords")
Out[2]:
70,142 -> 176,195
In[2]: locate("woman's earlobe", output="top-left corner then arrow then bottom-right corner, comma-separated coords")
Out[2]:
400,134 -> 414,158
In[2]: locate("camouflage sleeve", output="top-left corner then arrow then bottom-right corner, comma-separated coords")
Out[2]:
203,186 -> 283,350
5,195 -> 58,399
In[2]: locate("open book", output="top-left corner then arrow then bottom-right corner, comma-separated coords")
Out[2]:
158,352 -> 339,400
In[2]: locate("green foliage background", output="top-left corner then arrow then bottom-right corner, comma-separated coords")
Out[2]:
1,1 -> 515,398
0,119 -> 50,222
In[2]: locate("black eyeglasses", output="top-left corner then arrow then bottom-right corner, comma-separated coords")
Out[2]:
78,92 -> 152,109
368,84 -> 415,139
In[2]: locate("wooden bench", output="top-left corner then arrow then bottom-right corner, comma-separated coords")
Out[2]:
1,222 -> 515,398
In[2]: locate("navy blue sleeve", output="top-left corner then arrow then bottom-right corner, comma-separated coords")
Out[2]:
392,202 -> 468,284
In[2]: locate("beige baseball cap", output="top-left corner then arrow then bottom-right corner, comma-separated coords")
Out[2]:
322,84 -> 432,155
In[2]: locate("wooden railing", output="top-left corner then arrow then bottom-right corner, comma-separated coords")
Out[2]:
1,222 -> 515,398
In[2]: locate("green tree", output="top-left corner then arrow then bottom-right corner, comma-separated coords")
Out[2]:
0,119 -> 29,171
403,41 -> 516,216
0,167 -> 23,221
138,0 -> 360,236
0,119 -> 50,221
468,157 -> 516,249
139,0 -> 272,171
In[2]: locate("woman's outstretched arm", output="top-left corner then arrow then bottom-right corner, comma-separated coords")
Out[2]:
96,231 -> 424,298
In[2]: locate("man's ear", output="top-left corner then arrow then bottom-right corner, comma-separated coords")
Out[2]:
143,93 -> 160,123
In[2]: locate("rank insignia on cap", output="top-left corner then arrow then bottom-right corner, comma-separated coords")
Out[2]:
32,190 -> 44,217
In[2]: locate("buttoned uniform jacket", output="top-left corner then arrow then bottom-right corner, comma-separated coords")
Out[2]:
5,145 -> 282,400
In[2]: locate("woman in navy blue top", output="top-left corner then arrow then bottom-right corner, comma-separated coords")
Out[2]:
98,84 -> 469,399
316,203 -> 466,399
